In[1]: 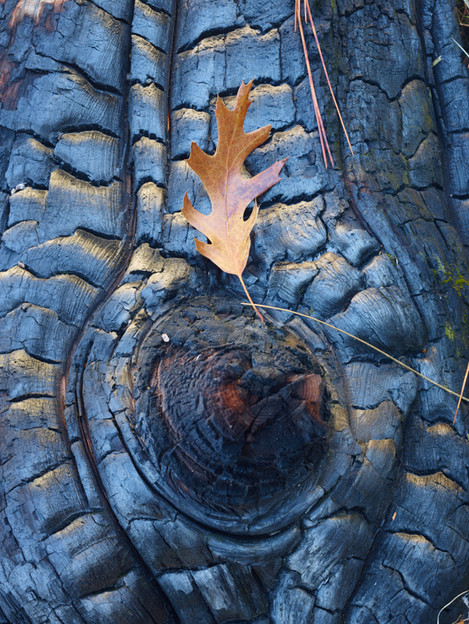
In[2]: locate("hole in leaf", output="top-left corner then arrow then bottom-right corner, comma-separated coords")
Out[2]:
243,201 -> 255,222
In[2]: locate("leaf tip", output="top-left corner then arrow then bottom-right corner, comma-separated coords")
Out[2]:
182,190 -> 191,208
237,79 -> 256,109
181,191 -> 193,222
240,78 -> 255,95
274,156 -> 288,179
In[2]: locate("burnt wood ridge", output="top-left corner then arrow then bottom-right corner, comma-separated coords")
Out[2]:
0,1 -> 468,623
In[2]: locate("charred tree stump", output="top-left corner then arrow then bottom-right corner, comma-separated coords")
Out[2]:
0,0 -> 468,623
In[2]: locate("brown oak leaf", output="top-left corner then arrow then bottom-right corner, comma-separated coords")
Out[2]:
182,80 -> 287,321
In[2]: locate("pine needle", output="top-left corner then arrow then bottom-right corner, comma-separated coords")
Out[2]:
437,590 -> 469,624
451,36 -> 469,59
304,0 -> 354,156
297,2 -> 333,168
295,0 -> 353,167
240,302 -> 469,406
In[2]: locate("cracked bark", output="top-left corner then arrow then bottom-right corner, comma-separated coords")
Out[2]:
0,0 -> 468,623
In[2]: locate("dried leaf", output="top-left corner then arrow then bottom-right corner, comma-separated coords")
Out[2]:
182,80 -> 286,320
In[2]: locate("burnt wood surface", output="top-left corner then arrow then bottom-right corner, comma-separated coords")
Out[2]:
0,0 -> 468,623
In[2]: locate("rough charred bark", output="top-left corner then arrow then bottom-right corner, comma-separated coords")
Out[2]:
0,0 -> 468,623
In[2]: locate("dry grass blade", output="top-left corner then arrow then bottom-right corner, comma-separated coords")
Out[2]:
240,303 -> 469,405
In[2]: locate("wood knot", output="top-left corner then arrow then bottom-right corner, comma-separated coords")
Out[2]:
143,344 -> 328,519
124,297 -> 336,532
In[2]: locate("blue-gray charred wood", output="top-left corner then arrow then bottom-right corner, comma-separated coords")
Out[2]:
0,0 -> 468,623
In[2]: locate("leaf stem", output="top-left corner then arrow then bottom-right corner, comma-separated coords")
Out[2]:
240,302 -> 469,405
238,274 -> 264,322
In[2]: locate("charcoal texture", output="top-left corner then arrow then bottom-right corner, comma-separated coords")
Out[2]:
0,0 -> 468,623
